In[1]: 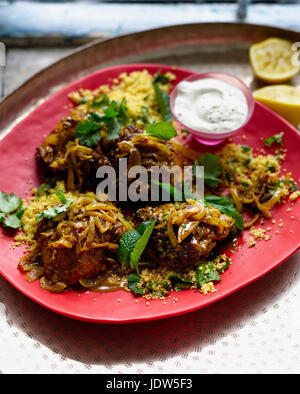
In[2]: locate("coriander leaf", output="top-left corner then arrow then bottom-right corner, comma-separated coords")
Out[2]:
91,94 -> 110,108
106,117 -> 122,141
169,275 -> 193,284
55,189 -> 67,204
74,119 -> 102,147
204,194 -> 244,231
118,98 -> 130,126
153,83 -> 173,122
147,280 -> 168,293
241,145 -> 251,152
37,180 -> 56,197
146,121 -> 177,141
291,181 -> 299,191
128,273 -> 144,295
37,198 -> 73,221
219,258 -> 231,274
75,98 -> 130,145
263,132 -> 284,148
153,71 -> 170,84
79,97 -> 89,104
195,153 -> 222,187
197,263 -> 221,287
0,192 -> 22,214
3,213 -> 22,229
104,107 -> 119,118
169,274 -> 193,291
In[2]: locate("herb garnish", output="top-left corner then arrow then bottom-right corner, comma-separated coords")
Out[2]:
153,71 -> 170,85
37,190 -> 73,221
169,274 -> 193,291
128,273 -> 144,295
37,179 -> 56,197
263,132 -> 284,148
118,220 -> 156,272
151,180 -> 196,202
197,263 -> 221,287
153,83 -> 173,122
204,195 -> 244,231
146,121 -> 177,141
74,98 -> 129,146
241,145 -> 251,153
194,153 -> 222,187
91,93 -> 110,109
0,192 -> 24,229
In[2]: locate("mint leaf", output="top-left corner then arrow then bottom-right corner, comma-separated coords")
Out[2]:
263,132 -> 284,148
197,263 -> 221,286
0,192 -> 22,214
146,121 -> 177,141
204,194 -> 244,231
118,220 -> 156,272
153,83 -> 173,122
151,180 -> 184,202
151,180 -> 197,202
118,230 -> 141,266
128,273 -> 144,295
130,220 -> 156,271
195,153 -> 222,187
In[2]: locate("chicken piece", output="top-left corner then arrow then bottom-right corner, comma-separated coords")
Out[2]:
136,199 -> 235,268
37,115 -> 109,190
106,125 -> 182,169
19,197 -> 133,290
102,125 -> 187,202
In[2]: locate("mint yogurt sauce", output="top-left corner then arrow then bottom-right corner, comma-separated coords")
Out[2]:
174,78 -> 248,134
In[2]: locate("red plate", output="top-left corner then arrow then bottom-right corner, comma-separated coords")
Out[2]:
0,64 -> 299,324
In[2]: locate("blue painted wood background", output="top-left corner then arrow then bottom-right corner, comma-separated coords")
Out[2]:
0,2 -> 299,43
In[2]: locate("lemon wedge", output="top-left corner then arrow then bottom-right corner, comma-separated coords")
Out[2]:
249,38 -> 299,83
253,85 -> 300,128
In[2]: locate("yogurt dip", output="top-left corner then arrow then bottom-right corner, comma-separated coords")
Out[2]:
173,78 -> 248,134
